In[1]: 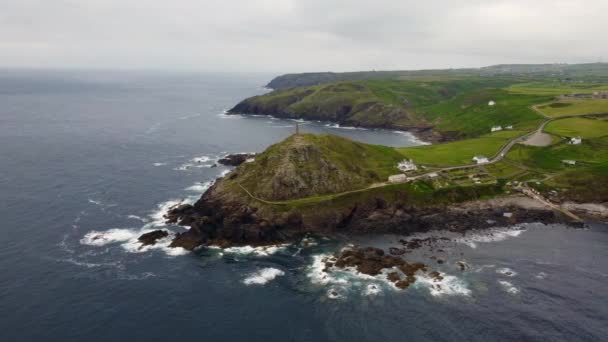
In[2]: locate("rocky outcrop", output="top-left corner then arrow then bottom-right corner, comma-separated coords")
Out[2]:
157,186 -> 567,251
217,153 -> 256,167
323,246 -> 442,289
138,230 -> 168,246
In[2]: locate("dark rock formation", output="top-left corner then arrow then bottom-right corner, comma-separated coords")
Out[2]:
324,246 -> 434,289
217,153 -> 256,167
138,230 -> 168,246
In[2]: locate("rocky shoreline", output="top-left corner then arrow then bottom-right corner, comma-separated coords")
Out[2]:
227,106 -> 446,143
141,191 -> 584,252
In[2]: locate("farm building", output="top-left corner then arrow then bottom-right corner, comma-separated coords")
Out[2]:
569,136 -> 582,145
397,159 -> 417,172
472,155 -> 490,164
491,126 -> 503,132
562,160 -> 576,166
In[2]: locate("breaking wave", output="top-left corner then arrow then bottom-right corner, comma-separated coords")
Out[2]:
455,226 -> 526,248
243,268 -> 285,285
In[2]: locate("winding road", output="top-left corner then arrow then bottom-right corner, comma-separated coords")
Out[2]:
238,112 -> 608,208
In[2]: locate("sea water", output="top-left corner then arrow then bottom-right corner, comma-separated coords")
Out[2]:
0,70 -> 606,341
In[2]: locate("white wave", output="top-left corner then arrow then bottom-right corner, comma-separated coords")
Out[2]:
178,113 -> 202,120
88,198 -> 114,207
535,272 -> 548,279
327,287 -> 346,299
153,162 -> 167,167
121,233 -> 188,256
185,180 -> 214,193
217,111 -> 243,119
325,123 -> 367,130
455,226 -> 526,249
147,199 -> 183,228
473,264 -> 496,273
223,244 -> 290,257
496,267 -> 517,277
219,169 -> 231,177
414,273 -> 472,297
174,155 -> 218,171
243,268 -> 285,285
394,130 -> 431,145
81,227 -> 187,257
308,253 -> 470,298
80,228 -> 139,246
59,257 -> 124,269
498,280 -> 520,294
127,215 -> 147,222
364,284 -> 382,296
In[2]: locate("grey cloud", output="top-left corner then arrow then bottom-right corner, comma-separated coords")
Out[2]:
0,0 -> 606,72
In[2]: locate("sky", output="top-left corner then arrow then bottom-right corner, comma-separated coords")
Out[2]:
1,0 -> 607,72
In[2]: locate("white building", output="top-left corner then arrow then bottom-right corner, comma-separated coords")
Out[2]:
388,174 -> 408,183
427,172 -> 439,179
397,159 -> 417,172
488,100 -> 496,106
472,155 -> 490,164
491,126 -> 503,132
505,125 -> 513,130
569,136 -> 582,145
562,160 -> 576,166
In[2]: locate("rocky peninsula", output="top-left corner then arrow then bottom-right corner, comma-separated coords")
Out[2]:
139,133 -> 599,251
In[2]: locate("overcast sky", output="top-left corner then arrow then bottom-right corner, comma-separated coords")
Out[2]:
1,0 -> 607,72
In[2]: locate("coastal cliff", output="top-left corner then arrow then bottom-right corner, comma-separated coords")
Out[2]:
228,82 -> 441,141
152,134 -> 577,250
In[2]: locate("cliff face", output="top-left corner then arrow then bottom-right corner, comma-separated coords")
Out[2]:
229,82 -> 432,133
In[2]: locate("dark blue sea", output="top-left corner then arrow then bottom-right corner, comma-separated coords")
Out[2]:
0,70 -> 607,342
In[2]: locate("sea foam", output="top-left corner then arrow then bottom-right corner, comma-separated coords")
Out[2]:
243,268 -> 285,285
455,226 -> 526,249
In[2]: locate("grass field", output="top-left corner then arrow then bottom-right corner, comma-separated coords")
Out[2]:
395,132 -> 518,166
507,82 -> 608,95
545,117 -> 608,139
418,89 -> 546,138
507,136 -> 608,171
536,99 -> 608,117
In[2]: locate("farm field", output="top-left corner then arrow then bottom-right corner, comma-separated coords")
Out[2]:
545,117 -> 608,139
536,99 -> 608,117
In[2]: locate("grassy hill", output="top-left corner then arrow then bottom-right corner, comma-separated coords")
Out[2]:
222,133 -> 404,201
230,77 -> 551,140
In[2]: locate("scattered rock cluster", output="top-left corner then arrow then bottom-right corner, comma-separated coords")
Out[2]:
323,246 -> 443,289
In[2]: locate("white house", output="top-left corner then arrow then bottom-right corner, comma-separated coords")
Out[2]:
569,136 -> 582,145
488,100 -> 496,106
472,155 -> 490,164
427,172 -> 439,179
397,159 -> 417,172
505,125 -> 513,130
562,160 -> 576,166
491,126 -> 503,132
388,174 -> 408,183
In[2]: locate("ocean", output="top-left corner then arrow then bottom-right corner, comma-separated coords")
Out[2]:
0,70 -> 606,341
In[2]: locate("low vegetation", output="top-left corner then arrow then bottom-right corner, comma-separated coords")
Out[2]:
225,66 -> 608,206
545,117 -> 608,138
536,99 -> 608,118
